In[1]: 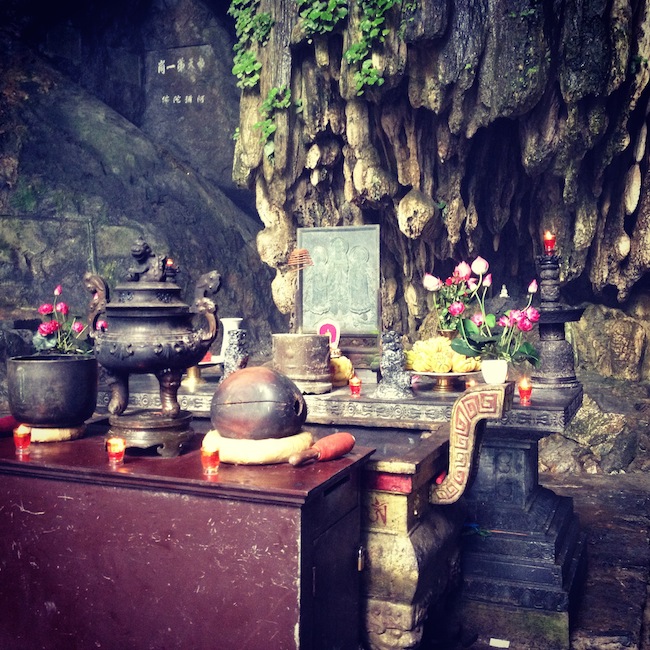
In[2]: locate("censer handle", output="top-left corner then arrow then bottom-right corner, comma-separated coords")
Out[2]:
84,272 -> 109,338
195,298 -> 218,345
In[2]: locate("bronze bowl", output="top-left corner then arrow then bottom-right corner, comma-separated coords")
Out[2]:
7,354 -> 98,428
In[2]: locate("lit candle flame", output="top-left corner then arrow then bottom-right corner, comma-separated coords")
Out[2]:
543,231 -> 556,255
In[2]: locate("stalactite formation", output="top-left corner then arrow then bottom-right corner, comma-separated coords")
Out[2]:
231,0 -> 650,335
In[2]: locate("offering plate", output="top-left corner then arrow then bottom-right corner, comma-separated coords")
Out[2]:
410,370 -> 481,392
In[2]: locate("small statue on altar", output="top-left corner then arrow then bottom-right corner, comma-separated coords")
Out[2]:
373,330 -> 413,400
126,237 -> 167,282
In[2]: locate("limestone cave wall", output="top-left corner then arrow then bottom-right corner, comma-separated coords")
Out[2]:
231,0 -> 650,343
0,0 -> 286,360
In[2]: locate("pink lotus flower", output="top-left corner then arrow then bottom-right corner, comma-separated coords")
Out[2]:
528,279 -> 538,294
517,318 -> 533,332
508,309 -> 523,325
38,303 -> 54,315
471,256 -> 489,275
454,262 -> 471,282
471,312 -> 485,326
525,306 -> 540,322
423,274 -> 443,291
448,301 -> 466,316
483,273 -> 492,287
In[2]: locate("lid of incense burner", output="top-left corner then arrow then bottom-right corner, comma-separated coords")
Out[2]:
108,282 -> 189,314
104,238 -> 191,314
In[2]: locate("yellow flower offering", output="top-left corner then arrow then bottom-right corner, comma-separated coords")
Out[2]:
405,336 -> 480,373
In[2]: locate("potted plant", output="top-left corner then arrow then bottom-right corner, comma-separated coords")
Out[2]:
449,262 -> 540,384
7,285 -> 106,438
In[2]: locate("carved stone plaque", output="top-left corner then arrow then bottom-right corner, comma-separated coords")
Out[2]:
297,225 -> 380,336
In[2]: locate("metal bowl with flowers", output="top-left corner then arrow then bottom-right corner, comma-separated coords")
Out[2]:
7,284 -> 105,440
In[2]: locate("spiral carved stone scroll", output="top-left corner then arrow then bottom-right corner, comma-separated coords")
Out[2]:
430,383 -> 513,505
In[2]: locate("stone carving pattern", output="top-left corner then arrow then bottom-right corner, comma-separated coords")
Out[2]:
304,396 -> 451,427
430,385 -> 510,505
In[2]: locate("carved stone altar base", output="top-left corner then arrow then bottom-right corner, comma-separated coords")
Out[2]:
456,419 -> 587,649
450,251 -> 587,648
307,383 -> 513,650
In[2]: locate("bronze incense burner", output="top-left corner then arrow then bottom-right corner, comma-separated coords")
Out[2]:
85,238 -> 220,455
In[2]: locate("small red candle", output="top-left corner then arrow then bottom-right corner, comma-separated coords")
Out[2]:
13,424 -> 31,454
106,437 -> 126,465
518,377 -> 532,405
201,439 -> 220,475
349,374 -> 362,397
543,231 -> 556,255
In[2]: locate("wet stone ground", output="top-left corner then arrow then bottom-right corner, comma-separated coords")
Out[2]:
545,471 -> 650,650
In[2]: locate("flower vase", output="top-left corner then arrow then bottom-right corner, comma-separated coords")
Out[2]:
480,359 -> 508,384
218,318 -> 243,361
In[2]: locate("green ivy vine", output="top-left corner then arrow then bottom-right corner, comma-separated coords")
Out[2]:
228,0 -> 274,89
296,0 -> 349,40
344,0 -> 400,95
254,86 -> 293,160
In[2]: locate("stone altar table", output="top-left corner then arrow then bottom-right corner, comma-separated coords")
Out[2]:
304,382 -> 514,650
303,378 -> 585,650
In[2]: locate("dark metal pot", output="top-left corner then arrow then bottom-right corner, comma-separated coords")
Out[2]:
7,354 -> 98,427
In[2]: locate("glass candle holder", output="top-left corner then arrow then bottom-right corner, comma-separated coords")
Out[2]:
201,444 -> 220,475
518,378 -> 533,405
349,375 -> 362,397
106,437 -> 126,465
13,425 -> 31,454
543,231 -> 556,255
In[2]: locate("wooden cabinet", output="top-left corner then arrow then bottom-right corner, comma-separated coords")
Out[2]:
0,427 -> 372,650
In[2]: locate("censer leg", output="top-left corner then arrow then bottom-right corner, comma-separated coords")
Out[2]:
105,370 -> 129,416
157,368 -> 182,417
